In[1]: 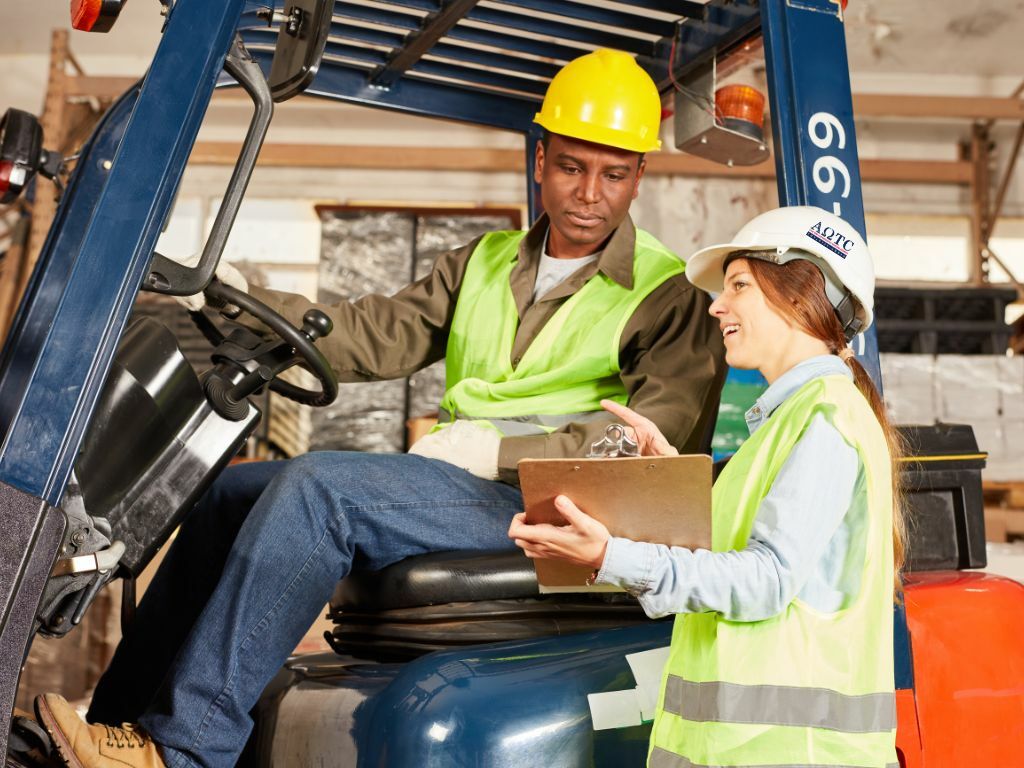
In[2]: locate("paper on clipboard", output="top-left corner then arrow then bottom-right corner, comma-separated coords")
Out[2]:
518,454 -> 712,592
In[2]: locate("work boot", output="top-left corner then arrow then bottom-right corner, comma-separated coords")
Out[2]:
34,695 -> 166,768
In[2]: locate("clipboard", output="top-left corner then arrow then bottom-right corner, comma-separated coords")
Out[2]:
519,454 -> 712,592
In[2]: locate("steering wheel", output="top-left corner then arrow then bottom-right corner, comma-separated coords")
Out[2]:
196,280 -> 338,408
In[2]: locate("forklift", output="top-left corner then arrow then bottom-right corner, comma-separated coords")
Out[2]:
2,1 -> 1023,765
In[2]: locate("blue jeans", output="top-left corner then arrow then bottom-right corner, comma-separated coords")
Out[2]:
88,453 -> 523,768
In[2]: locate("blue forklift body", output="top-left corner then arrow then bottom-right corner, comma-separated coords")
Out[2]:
0,0 -> 904,762
254,625 -> 674,765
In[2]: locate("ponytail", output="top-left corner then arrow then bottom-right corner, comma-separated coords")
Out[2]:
746,257 -> 906,595
839,350 -> 907,591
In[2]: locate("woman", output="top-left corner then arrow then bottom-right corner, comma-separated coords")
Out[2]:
509,206 -> 905,768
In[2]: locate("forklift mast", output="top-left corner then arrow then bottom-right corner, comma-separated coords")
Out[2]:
0,0 -> 883,756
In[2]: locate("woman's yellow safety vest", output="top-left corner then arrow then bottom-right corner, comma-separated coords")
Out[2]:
438,228 -> 684,436
649,375 -> 898,768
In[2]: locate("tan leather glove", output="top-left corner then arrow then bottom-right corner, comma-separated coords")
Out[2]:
408,420 -> 501,481
171,256 -> 249,312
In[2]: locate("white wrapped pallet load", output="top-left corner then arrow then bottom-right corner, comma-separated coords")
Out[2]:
879,353 -> 937,425
996,356 -> 1024,420
935,355 -> 1003,422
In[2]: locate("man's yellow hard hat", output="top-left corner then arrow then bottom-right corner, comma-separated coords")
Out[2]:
533,48 -> 663,153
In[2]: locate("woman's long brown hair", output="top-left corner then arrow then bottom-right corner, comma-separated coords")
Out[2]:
744,256 -> 906,593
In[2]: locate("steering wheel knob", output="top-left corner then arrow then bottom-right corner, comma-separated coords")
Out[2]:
302,310 -> 333,341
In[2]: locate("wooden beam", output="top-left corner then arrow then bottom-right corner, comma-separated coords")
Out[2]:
646,154 -> 775,178
210,89 -> 320,105
22,31 -> 70,302
191,144 -> 525,171
189,141 -> 972,184
64,75 -> 138,101
854,93 -> 1024,122
968,125 -> 991,284
207,87 -> 1024,122
859,158 -> 972,184
990,121 -> 1024,232
0,217 -> 30,340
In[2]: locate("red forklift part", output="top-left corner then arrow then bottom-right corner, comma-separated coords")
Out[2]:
899,572 -> 1024,767
71,0 -> 127,33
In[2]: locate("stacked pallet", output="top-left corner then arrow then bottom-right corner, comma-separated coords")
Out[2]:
266,367 -> 316,458
983,482 -> 1024,543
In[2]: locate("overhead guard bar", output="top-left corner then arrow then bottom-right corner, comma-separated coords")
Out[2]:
490,0 -> 680,38
371,0 -> 482,87
584,0 -> 707,18
332,3 -> 423,31
466,6 -> 655,56
427,41 -> 561,79
409,58 -> 547,96
445,22 -> 588,62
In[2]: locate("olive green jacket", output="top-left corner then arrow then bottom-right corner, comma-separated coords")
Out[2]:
250,214 -> 726,483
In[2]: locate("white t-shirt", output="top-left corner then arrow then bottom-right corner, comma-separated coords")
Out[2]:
532,232 -> 601,302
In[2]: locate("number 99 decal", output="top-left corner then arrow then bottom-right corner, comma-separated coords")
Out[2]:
807,111 -> 851,217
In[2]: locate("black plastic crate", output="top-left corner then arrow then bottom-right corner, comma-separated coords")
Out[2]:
876,328 -> 935,354
876,286 -> 1015,323
875,287 -> 1014,355
933,292 -> 1010,323
874,293 -> 928,321
935,329 -> 1011,355
877,321 -> 1010,355
900,423 -> 987,572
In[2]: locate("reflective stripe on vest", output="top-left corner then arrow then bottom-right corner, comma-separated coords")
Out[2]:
649,748 -> 899,768
649,376 -> 897,767
438,407 -> 608,436
662,677 -> 897,733
439,228 -> 684,436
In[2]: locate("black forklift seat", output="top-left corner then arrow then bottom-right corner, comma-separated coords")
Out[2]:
327,402 -> 723,660
329,550 -> 654,660
334,549 -> 538,610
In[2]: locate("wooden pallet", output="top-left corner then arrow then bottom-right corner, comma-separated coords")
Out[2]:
267,368 -> 315,458
983,481 -> 1024,542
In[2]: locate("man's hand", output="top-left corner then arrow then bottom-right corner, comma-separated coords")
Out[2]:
600,399 -> 678,457
508,495 -> 610,569
408,420 -> 500,481
170,256 -> 249,312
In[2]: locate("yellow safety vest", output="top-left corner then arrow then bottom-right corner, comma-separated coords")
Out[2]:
438,228 -> 685,436
649,375 -> 898,768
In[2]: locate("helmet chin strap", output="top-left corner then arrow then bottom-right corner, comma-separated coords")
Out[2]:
742,247 -> 863,341
816,265 -> 860,340
834,293 -> 863,341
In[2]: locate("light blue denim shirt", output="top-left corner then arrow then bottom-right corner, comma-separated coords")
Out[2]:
595,355 -> 866,621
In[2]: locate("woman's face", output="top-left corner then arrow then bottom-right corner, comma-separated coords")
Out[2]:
708,258 -> 813,382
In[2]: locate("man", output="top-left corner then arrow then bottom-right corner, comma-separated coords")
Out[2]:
36,48 -> 725,768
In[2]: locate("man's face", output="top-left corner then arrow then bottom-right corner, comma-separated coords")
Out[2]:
534,133 -> 645,259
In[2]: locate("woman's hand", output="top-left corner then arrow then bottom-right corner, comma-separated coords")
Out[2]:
600,399 -> 679,457
508,495 -> 611,569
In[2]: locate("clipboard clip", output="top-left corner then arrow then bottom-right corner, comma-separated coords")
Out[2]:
587,424 -> 639,458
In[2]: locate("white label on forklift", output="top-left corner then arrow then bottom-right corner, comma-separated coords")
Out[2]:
635,684 -> 658,722
588,689 -> 643,730
626,646 -> 670,722
626,646 -> 670,687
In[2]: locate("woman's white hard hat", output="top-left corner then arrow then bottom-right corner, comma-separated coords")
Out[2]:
685,205 -> 875,339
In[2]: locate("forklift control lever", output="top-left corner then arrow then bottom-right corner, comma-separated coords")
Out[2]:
144,35 -> 273,296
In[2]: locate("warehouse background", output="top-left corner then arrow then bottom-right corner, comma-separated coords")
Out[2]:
2,0 -> 1024,708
